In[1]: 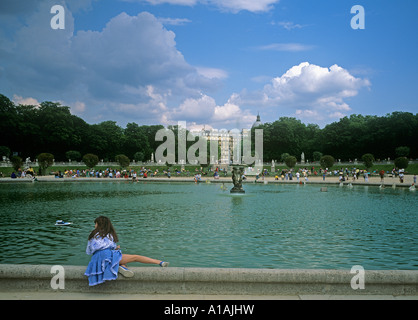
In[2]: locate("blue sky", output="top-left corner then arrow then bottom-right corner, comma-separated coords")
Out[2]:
0,0 -> 417,130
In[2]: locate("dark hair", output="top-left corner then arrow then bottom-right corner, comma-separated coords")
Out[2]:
88,216 -> 119,242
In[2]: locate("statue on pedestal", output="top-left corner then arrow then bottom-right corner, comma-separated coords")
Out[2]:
230,166 -> 245,194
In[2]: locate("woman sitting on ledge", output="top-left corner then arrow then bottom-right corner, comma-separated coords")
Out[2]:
84,216 -> 169,286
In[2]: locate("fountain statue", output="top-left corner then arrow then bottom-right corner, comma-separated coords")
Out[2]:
230,165 -> 245,194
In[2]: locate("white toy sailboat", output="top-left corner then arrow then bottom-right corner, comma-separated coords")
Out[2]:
55,220 -> 72,226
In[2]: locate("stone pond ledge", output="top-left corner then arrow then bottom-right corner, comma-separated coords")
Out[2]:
0,264 -> 417,297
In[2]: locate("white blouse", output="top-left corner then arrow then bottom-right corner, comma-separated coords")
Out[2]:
86,233 -> 117,255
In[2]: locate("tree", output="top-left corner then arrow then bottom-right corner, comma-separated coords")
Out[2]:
261,117 -> 310,162
0,95 -> 19,154
312,151 -> 323,162
284,155 -> 297,169
115,154 -> 130,168
320,155 -> 335,169
0,146 -> 11,159
36,102 -> 80,161
89,121 -> 124,161
395,146 -> 410,158
394,157 -> 409,169
321,117 -> 355,160
83,153 -> 99,169
14,104 -> 41,159
362,153 -> 375,170
65,150 -> 81,161
133,151 -> 145,162
142,125 -> 165,161
10,156 -> 23,171
37,153 -> 54,175
123,123 -> 149,160
280,153 -> 290,163
1,92 -> 418,165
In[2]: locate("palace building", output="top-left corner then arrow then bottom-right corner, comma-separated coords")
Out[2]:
191,114 -> 262,165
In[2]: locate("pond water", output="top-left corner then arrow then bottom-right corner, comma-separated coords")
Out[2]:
0,181 -> 417,270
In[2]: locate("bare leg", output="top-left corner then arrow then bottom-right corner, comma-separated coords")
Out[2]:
120,254 -> 162,266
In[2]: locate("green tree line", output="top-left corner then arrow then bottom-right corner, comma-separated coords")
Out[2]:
0,94 -> 164,162
1,93 -> 417,163
257,113 -> 417,162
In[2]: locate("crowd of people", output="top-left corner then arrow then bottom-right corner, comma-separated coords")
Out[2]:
4,165 -> 416,185
54,166 -> 219,181
7,167 -> 36,179
55,167 -> 159,180
271,166 -> 415,184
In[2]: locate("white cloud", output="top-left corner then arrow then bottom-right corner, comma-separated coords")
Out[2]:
116,85 -> 172,123
72,101 -> 86,113
131,0 -> 197,5
214,102 -> 242,121
271,21 -> 307,30
71,12 -> 193,91
157,17 -> 192,26
163,94 -> 256,128
123,0 -> 280,13
196,67 -> 228,80
264,62 -> 369,103
174,94 -> 217,121
12,95 -> 40,106
1,6 -> 224,126
237,62 -> 370,122
210,0 -> 280,13
212,101 -> 255,128
1,2 -> 370,130
256,43 -> 314,52
295,109 -> 321,121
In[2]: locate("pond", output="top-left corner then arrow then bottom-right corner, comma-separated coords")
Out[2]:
0,181 -> 417,270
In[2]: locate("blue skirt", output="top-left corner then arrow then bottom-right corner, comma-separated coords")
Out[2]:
84,248 -> 122,286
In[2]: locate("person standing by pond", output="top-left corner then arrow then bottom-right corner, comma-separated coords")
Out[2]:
399,169 -> 405,183
379,170 -> 385,183
84,216 -> 169,286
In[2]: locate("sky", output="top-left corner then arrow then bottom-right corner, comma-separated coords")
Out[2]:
0,0 -> 417,130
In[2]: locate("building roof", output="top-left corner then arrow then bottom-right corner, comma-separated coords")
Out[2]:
252,113 -> 262,128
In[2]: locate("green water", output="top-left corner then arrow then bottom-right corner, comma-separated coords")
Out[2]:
0,181 -> 417,269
